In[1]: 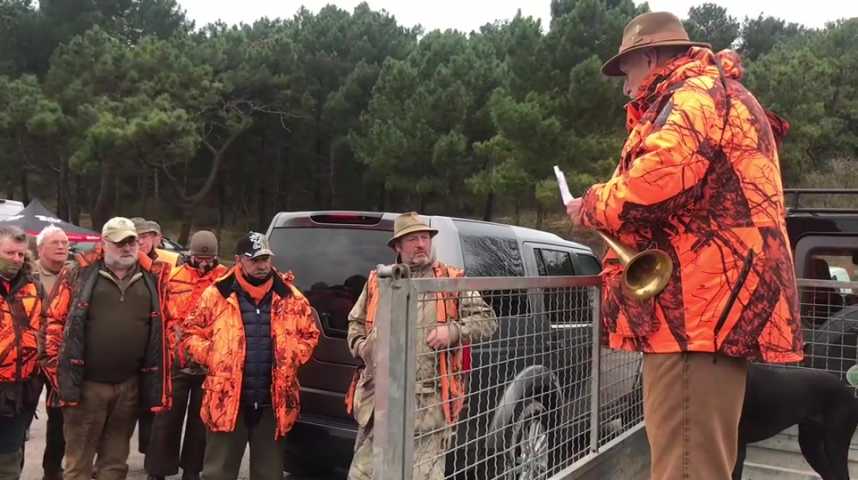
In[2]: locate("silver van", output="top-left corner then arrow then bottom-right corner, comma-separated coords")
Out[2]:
265,211 -> 641,477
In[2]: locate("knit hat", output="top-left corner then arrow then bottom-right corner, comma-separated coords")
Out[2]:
189,230 -> 218,257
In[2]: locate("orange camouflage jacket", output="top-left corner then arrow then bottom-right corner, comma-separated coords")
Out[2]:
182,268 -> 320,439
164,263 -> 228,369
41,247 -> 173,409
579,48 -> 802,363
0,262 -> 43,413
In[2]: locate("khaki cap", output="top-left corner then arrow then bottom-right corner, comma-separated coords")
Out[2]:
102,217 -> 138,243
137,220 -> 162,235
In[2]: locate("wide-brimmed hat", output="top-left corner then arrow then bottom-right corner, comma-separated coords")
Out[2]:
601,11 -> 711,77
388,212 -> 437,248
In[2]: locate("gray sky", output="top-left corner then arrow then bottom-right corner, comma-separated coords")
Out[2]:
177,1 -> 858,33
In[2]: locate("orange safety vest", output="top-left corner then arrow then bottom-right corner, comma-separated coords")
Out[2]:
344,262 -> 467,424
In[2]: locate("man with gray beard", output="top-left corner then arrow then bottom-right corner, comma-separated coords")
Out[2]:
41,217 -> 172,480
345,212 -> 497,480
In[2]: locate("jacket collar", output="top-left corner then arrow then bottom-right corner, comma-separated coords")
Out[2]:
214,267 -> 290,300
626,46 -> 720,129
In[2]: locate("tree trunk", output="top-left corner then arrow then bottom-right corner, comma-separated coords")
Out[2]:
328,139 -> 337,209
138,170 -> 148,216
536,203 -> 544,229
153,167 -> 160,203
377,185 -> 386,211
514,197 -> 521,225
482,191 -> 495,221
216,177 -> 225,234
315,135 -> 325,208
91,158 -> 114,230
178,204 -> 193,246
21,169 -> 30,205
71,174 -> 82,226
256,182 -> 267,232
57,154 -> 70,221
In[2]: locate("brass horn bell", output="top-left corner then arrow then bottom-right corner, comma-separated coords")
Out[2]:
597,231 -> 673,301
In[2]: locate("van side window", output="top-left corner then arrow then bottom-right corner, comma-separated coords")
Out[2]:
459,235 -> 524,277
533,247 -> 586,324
535,248 -> 575,276
576,254 -> 601,275
459,233 -> 529,317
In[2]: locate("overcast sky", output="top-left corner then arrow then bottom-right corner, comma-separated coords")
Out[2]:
177,1 -> 858,33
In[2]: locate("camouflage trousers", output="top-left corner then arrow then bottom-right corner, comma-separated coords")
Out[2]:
348,391 -> 450,480
347,424 -> 449,480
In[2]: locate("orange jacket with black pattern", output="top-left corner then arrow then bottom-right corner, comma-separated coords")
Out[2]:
578,48 -> 802,363
40,248 -> 173,410
0,261 -> 43,414
182,269 -> 320,439
164,263 -> 228,370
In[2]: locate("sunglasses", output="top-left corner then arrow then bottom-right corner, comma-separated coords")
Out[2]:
109,237 -> 138,248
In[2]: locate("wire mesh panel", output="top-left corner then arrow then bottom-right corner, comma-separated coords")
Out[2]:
796,278 -> 858,385
597,347 -> 644,447
371,273 -> 646,480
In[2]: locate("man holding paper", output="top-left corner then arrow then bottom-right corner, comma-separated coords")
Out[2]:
564,11 -> 801,480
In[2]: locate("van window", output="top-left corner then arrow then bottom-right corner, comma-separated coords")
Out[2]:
576,254 -> 601,275
459,235 -> 525,277
269,227 -> 392,337
533,247 -> 588,324
455,221 -> 529,317
535,248 -> 575,276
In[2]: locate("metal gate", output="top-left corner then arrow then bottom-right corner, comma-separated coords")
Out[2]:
367,265 -> 644,480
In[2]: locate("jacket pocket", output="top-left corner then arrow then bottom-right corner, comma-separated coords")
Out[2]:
203,375 -> 228,391
353,369 -> 375,427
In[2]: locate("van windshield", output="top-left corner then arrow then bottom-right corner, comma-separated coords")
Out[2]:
269,227 -> 393,336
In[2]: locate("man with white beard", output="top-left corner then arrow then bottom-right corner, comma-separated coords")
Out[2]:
41,217 -> 172,480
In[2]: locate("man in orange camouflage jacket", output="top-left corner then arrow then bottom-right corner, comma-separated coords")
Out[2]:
566,12 -> 802,480
182,232 -> 319,480
0,226 -> 43,480
144,231 -> 228,480
41,217 -> 172,480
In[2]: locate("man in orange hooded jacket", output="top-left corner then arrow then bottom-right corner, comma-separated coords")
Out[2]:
182,232 -> 319,480
145,231 -> 228,480
567,12 -> 802,480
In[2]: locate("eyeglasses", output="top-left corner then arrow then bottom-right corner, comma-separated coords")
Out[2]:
109,237 -> 138,248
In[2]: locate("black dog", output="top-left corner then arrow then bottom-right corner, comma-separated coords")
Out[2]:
733,364 -> 858,480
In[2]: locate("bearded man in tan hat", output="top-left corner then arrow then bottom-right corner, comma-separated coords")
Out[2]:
344,212 -> 497,480
42,217 -> 173,480
565,11 -> 801,480
144,231 -> 227,480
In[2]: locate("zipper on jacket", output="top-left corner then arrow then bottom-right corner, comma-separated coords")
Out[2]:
713,249 -> 756,352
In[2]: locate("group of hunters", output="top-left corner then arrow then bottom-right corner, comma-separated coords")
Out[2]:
0,11 -> 802,480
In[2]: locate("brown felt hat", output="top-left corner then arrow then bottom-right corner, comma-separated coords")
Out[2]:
388,212 -> 437,248
601,11 -> 711,77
